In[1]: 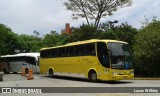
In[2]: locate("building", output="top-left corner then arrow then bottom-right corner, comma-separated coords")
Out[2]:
61,23 -> 72,35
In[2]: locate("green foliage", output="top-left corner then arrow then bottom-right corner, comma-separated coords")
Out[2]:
43,31 -> 67,47
0,24 -> 22,55
19,34 -> 43,52
67,25 -> 100,42
100,22 -> 138,46
133,19 -> 160,77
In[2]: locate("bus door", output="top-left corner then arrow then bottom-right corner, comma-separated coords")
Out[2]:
25,57 -> 37,73
96,42 -> 110,75
32,57 -> 37,73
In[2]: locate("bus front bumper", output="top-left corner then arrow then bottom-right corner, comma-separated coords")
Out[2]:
109,74 -> 134,80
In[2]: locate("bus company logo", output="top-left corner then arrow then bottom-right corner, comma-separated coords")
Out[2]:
1,88 -> 42,93
2,88 -> 11,93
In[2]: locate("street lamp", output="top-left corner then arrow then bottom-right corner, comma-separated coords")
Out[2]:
108,20 -> 118,24
97,20 -> 119,32
108,20 -> 119,28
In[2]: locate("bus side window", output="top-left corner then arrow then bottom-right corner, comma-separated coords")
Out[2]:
74,45 -> 85,56
74,45 -> 79,56
43,50 -> 47,58
66,46 -> 74,57
48,49 -> 52,58
40,50 -> 45,58
25,57 -> 36,65
66,47 -> 69,56
85,43 -> 96,56
57,48 -> 66,57
48,49 -> 53,57
45,50 -> 50,58
51,49 -> 56,58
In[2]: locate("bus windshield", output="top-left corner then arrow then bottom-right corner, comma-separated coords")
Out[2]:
108,42 -> 133,70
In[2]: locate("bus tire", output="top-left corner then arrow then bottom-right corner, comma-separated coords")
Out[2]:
3,68 -> 8,74
25,68 -> 28,74
88,70 -> 97,82
13,72 -> 17,74
49,69 -> 54,78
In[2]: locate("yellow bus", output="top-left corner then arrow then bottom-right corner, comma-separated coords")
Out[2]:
40,39 -> 134,81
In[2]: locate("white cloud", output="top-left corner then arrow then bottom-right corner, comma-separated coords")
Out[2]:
0,0 -> 160,35
104,0 -> 160,28
0,0 -> 73,35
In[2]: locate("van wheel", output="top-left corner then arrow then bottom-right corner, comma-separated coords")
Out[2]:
89,71 -> 97,81
49,69 -> 54,78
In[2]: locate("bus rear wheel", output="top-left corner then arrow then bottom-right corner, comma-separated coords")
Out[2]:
25,68 -> 28,74
89,71 -> 97,82
49,69 -> 54,78
3,68 -> 8,74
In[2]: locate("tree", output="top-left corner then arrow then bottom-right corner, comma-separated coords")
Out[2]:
32,31 -> 43,52
99,22 -> 138,46
133,19 -> 160,77
64,0 -> 132,27
67,24 -> 100,42
0,24 -> 23,55
43,31 -> 66,47
19,33 -> 43,52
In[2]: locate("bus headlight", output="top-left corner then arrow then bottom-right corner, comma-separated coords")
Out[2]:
112,72 -> 118,75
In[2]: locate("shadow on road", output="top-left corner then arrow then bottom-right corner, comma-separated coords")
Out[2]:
43,75 -> 134,84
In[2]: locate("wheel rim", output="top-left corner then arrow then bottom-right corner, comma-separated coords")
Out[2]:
91,73 -> 97,81
49,70 -> 53,77
25,69 -> 28,74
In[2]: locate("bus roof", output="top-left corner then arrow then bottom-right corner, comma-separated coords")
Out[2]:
41,39 -> 128,51
0,53 -> 40,58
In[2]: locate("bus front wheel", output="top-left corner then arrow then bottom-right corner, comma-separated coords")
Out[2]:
88,71 -> 97,82
49,69 -> 54,78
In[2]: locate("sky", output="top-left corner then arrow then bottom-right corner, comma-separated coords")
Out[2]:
0,0 -> 160,35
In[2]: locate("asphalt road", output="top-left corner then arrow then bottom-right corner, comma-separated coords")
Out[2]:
0,73 -> 160,96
